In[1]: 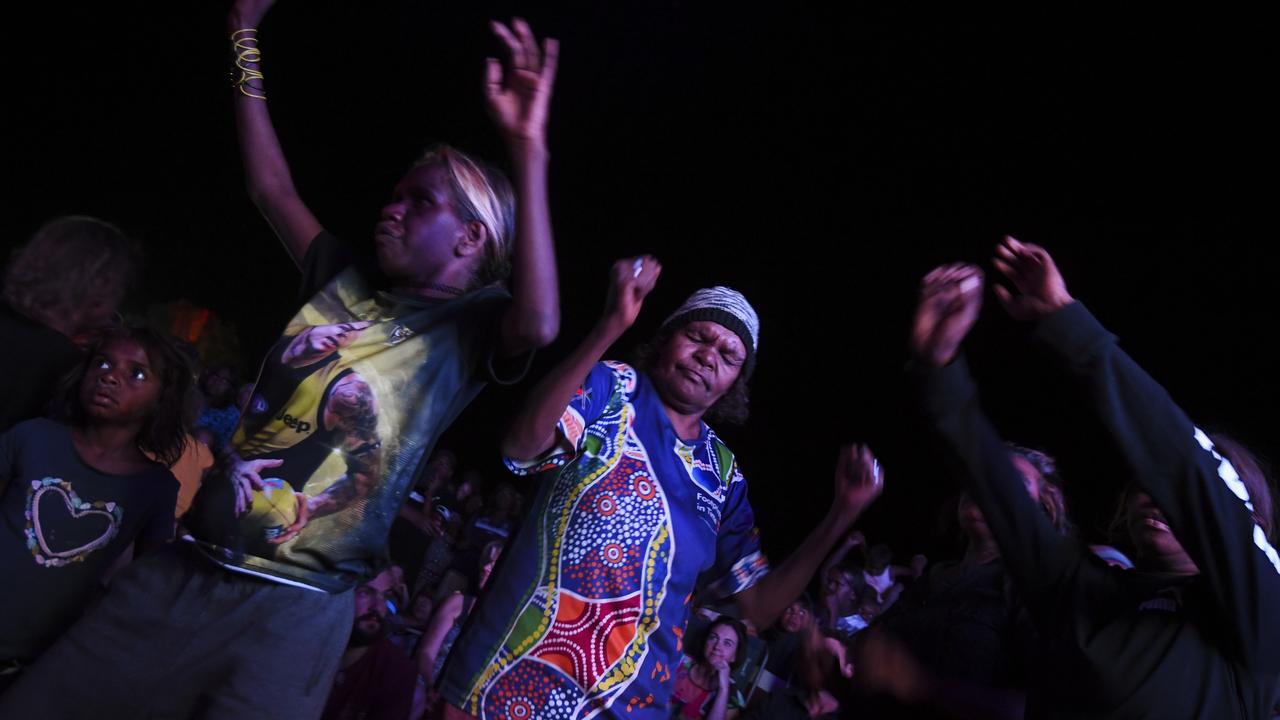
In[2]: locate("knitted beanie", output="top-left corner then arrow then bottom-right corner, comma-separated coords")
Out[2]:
660,286 -> 760,379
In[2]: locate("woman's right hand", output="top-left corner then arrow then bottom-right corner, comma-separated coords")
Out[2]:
602,255 -> 661,332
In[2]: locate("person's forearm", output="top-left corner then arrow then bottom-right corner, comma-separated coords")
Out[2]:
500,318 -> 625,461
226,10 -> 320,265
736,505 -> 861,629
498,142 -> 559,353
230,50 -> 292,203
707,683 -> 730,720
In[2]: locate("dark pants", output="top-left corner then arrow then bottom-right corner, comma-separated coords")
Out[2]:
0,543 -> 353,720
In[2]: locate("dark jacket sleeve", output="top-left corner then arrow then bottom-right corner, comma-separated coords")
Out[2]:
914,356 -> 1089,616
1030,301 -> 1280,670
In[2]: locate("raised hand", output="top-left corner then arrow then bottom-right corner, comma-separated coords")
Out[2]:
992,235 -> 1073,321
832,443 -> 884,521
602,255 -> 662,332
486,18 -> 560,148
910,263 -> 984,368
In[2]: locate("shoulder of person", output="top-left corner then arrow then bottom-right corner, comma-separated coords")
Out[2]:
703,428 -> 745,486
10,416 -> 69,442
453,285 -> 513,316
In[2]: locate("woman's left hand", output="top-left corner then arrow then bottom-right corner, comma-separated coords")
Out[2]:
485,18 -> 559,148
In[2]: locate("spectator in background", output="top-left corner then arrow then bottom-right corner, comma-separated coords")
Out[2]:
756,594 -> 816,700
416,541 -> 503,695
820,530 -> 922,624
192,364 -> 241,451
1,216 -> 139,432
859,447 -> 1070,719
461,481 -> 520,548
388,588 -> 436,659
435,468 -> 482,527
817,563 -> 868,638
320,568 -> 418,720
858,544 -> 913,619
390,449 -> 458,589
670,617 -> 751,720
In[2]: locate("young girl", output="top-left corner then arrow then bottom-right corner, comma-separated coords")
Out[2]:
669,617 -> 750,720
0,327 -> 192,684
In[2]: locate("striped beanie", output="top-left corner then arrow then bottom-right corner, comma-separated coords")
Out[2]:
661,286 -> 760,379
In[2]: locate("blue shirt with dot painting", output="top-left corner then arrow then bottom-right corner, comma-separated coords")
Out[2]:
440,361 -> 769,719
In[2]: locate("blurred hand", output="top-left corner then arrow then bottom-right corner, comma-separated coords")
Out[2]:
485,18 -> 560,147
910,263 -> 984,367
832,443 -> 884,521
992,235 -> 1074,321
602,255 -> 662,332
857,629 -> 931,703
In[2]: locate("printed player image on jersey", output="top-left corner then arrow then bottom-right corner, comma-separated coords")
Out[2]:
185,257 -> 517,592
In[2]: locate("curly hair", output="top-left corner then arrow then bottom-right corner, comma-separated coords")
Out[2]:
630,326 -> 750,426
1007,443 -> 1074,536
53,326 -> 197,467
3,216 -> 140,333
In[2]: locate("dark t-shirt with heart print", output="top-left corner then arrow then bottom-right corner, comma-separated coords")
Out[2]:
0,418 -> 178,662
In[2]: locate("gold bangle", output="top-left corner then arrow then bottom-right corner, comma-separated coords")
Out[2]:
229,29 -> 266,100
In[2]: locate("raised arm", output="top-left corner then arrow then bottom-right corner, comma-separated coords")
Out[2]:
910,264 -> 1078,603
733,444 -> 883,629
819,530 -> 865,581
227,0 -> 323,267
994,235 -> 1280,670
486,19 -> 562,355
500,256 -> 661,461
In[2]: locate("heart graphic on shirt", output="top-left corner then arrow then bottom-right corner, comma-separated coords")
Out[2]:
31,484 -> 119,559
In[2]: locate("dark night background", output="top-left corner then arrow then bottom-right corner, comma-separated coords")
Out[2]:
7,3 -> 1275,564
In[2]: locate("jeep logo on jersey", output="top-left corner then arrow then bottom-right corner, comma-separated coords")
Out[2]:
276,412 -> 312,434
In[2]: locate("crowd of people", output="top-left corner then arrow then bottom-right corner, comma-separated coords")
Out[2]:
1,2 -> 1277,719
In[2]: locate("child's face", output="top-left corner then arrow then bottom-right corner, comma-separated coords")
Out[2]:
780,601 -> 812,633
81,338 -> 162,423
